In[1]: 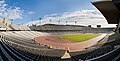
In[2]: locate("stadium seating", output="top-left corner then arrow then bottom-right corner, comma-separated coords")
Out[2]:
0,31 -> 66,61
10,25 -> 31,30
29,24 -> 114,34
0,31 -> 120,61
0,24 -> 119,61
70,45 -> 114,60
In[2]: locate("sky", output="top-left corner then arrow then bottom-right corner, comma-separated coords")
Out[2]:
0,0 -> 116,27
0,0 -> 93,23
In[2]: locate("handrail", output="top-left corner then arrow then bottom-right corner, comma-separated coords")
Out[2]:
85,45 -> 120,61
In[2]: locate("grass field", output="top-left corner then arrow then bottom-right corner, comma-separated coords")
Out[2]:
59,34 -> 101,42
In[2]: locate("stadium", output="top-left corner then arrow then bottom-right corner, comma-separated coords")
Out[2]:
0,0 -> 120,61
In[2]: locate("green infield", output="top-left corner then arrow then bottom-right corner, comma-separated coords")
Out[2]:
59,34 -> 101,42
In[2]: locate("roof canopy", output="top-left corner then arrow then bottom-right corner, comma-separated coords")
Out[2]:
92,1 -> 120,24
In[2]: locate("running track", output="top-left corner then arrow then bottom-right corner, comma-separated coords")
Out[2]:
35,34 -> 107,52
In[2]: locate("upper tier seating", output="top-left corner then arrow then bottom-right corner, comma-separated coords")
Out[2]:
10,25 -> 31,30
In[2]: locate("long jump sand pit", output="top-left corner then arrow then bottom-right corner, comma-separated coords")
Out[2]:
35,34 -> 107,52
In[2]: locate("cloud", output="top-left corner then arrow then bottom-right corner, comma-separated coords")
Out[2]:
0,0 -> 23,20
26,10 -> 116,28
28,11 -> 35,15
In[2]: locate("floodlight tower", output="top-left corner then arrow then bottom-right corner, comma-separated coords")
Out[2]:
75,21 -> 77,25
11,19 -> 13,25
39,18 -> 41,25
49,19 -> 52,24
66,21 -> 68,25
58,20 -> 60,25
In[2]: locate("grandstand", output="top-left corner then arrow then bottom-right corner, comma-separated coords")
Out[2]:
0,29 -> 120,61
0,31 -> 66,61
0,0 -> 120,61
0,11 -> 117,61
30,24 -> 114,33
0,22 -> 118,61
9,25 -> 31,31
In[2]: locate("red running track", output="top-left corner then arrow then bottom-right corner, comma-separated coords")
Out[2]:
35,34 -> 106,52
